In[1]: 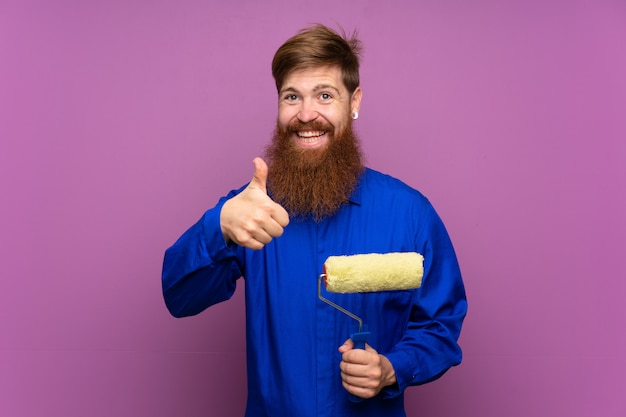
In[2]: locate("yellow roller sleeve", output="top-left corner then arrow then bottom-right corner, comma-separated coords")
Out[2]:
323,252 -> 424,293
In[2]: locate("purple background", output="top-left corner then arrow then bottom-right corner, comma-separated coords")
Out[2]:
1,1 -> 625,416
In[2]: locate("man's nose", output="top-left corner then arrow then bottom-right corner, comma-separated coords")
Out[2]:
297,100 -> 319,123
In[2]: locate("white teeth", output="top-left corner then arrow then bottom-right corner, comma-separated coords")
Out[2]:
297,130 -> 325,139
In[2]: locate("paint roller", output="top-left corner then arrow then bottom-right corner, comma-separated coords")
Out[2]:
318,252 -> 425,344
318,252 -> 424,401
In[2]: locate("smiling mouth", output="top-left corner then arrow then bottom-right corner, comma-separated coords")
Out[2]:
296,130 -> 327,143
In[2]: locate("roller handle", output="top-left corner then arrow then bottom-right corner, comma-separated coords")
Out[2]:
350,330 -> 370,350
347,330 -> 371,403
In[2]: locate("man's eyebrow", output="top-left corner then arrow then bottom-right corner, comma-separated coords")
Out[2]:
279,86 -> 299,95
313,84 -> 341,94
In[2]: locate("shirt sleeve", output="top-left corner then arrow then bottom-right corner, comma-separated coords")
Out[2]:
161,192 -> 244,318
381,203 -> 467,397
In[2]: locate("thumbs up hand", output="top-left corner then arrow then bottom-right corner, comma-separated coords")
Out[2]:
220,158 -> 290,250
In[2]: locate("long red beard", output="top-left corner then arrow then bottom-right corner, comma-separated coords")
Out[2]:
265,120 -> 364,222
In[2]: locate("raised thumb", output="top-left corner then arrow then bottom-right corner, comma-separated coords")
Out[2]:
249,157 -> 268,193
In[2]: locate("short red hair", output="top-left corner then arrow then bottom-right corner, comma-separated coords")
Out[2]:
271,24 -> 362,93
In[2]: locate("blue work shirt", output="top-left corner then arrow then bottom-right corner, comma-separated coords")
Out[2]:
162,168 -> 467,417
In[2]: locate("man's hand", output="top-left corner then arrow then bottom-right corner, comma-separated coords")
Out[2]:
220,157 -> 290,250
338,339 -> 397,399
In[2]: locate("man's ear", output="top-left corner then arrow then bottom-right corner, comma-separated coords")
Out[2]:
351,86 -> 362,114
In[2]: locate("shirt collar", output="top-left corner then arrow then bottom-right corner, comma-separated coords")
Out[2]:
346,169 -> 367,206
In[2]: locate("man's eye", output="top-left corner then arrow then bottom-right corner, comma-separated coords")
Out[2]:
285,94 -> 298,101
320,93 -> 332,100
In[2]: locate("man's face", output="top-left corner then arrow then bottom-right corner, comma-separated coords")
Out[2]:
277,65 -> 362,156
266,65 -> 364,221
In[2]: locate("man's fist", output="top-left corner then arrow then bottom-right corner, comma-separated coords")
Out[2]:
220,158 -> 290,250
338,339 -> 397,399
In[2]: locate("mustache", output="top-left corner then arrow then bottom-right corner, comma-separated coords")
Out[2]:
286,120 -> 334,133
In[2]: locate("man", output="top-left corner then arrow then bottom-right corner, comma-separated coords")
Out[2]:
162,24 -> 467,417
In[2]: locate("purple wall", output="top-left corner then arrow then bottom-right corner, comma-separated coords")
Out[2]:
1,1 -> 624,416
